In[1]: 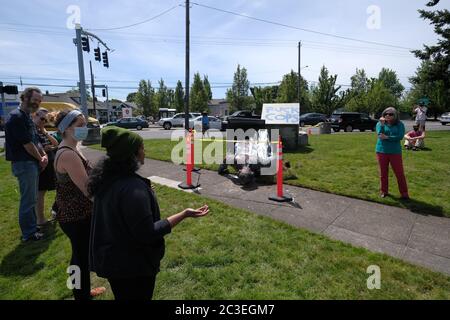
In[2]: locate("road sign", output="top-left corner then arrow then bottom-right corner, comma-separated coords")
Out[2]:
122,107 -> 132,118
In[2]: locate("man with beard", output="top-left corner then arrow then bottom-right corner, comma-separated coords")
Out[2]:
5,87 -> 49,242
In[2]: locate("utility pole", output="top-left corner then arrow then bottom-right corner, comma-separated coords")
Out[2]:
184,0 -> 190,132
298,41 -> 302,118
0,82 -> 6,113
75,24 -> 88,118
105,85 -> 110,123
89,60 -> 96,117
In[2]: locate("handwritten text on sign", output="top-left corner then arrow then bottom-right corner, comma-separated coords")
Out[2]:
262,103 -> 300,125
122,107 -> 133,118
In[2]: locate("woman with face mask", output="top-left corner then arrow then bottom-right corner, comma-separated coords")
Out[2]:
87,127 -> 209,300
54,110 -> 105,300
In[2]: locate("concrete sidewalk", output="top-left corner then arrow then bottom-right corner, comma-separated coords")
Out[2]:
83,148 -> 450,276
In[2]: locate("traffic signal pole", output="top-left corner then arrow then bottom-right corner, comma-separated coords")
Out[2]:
75,24 -> 88,117
74,24 -> 112,118
90,60 -> 96,116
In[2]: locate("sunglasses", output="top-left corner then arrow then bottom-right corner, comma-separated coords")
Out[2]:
384,113 -> 395,116
40,117 -> 47,122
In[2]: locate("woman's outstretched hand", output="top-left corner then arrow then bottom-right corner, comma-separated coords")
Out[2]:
183,205 -> 210,218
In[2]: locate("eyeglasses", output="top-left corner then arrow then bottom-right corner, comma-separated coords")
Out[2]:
384,113 -> 394,116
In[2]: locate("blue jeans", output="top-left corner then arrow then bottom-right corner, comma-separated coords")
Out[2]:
11,161 -> 39,240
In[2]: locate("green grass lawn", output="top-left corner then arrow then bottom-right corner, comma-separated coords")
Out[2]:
93,130 -> 450,217
0,157 -> 449,299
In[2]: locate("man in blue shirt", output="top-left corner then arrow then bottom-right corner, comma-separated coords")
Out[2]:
5,87 -> 48,241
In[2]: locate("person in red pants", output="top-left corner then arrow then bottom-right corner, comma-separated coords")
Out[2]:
375,107 -> 410,200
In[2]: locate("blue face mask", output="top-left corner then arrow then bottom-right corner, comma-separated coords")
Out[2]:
73,126 -> 89,141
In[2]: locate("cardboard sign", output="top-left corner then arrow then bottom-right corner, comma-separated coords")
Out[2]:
122,107 -> 132,118
262,103 -> 299,125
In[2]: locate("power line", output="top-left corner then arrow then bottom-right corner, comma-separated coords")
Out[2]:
191,2 -> 414,51
85,4 -> 181,31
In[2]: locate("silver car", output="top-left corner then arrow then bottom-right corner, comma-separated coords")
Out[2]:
189,116 -> 222,131
440,112 -> 450,126
158,113 -> 201,130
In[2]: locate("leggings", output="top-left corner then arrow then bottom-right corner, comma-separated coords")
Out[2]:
108,275 -> 157,300
59,218 -> 91,300
376,153 -> 409,198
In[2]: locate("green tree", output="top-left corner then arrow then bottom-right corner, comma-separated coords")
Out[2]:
153,78 -> 169,110
126,92 -> 137,102
350,68 -> 370,94
174,80 -> 185,113
226,64 -> 253,112
365,79 -> 398,116
190,72 -> 208,112
203,75 -> 213,101
409,61 -> 449,117
250,85 -> 278,113
276,70 -> 311,113
135,80 -> 155,117
311,66 -> 342,116
378,68 -> 405,99
409,0 -> 450,117
412,0 -> 450,89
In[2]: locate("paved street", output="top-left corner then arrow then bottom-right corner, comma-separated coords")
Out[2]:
0,120 -> 449,149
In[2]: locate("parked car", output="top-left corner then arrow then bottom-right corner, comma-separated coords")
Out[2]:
105,117 -> 149,130
299,113 -> 328,127
330,112 -> 377,132
440,112 -> 450,125
158,112 -> 201,130
221,110 -> 262,131
189,116 -> 222,131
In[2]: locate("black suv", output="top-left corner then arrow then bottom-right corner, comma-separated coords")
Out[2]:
221,110 -> 262,131
330,112 -> 377,132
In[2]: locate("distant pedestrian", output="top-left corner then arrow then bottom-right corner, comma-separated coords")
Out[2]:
404,125 -> 426,151
376,107 -> 409,200
413,102 -> 427,132
4,87 -> 48,242
88,126 -> 210,300
201,111 -> 209,136
32,108 -> 59,226
54,109 -> 105,300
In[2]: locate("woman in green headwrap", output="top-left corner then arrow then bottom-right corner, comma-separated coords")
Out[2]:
87,126 -> 209,300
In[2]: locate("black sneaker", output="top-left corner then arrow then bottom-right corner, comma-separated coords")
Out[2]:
22,232 -> 44,242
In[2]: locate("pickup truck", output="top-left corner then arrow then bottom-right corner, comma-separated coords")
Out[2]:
221,110 -> 264,131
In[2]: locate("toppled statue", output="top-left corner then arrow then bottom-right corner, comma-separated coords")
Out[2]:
218,130 -> 297,186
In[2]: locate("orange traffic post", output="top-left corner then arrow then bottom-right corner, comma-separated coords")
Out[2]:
178,130 -> 200,189
184,129 -> 201,172
269,136 -> 293,202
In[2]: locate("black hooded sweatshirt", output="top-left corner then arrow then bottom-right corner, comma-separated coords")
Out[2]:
90,174 -> 172,278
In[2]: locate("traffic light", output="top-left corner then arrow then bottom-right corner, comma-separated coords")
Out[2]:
102,89 -> 106,97
94,48 -> 101,62
0,85 -> 19,95
102,51 -> 109,68
81,36 -> 90,52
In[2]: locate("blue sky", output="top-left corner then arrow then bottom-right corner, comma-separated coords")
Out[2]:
0,0 -> 447,101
